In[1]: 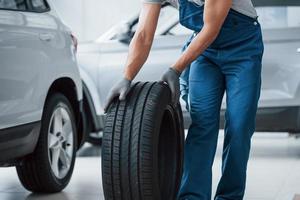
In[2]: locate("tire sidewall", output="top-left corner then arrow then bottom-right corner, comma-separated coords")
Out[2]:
149,84 -> 174,200
150,84 -> 184,200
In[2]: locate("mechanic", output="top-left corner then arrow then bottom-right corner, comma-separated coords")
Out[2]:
104,0 -> 264,199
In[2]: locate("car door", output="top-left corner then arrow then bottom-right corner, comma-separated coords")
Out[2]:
0,0 -> 53,129
255,4 -> 300,108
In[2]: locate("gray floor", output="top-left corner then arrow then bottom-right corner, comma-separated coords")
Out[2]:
1,131 -> 300,200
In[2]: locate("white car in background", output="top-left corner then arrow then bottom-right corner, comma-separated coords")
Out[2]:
78,1 -> 300,145
0,0 -> 84,193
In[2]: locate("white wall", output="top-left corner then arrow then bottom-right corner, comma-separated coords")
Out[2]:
51,0 -> 141,41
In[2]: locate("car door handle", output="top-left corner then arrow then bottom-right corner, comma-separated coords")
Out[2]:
39,33 -> 53,42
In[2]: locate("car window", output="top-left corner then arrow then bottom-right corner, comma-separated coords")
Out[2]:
0,0 -> 27,10
257,6 -> 300,29
0,0 -> 49,12
131,5 -> 179,35
31,0 -> 48,12
156,6 -> 178,31
157,5 -> 193,36
169,6 -> 300,34
168,23 -> 194,36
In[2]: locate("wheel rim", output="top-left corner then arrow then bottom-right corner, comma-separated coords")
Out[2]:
48,104 -> 74,179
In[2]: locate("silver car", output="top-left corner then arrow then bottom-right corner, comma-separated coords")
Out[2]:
78,0 -> 300,144
0,0 -> 84,193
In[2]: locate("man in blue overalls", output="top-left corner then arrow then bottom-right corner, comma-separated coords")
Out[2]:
104,0 -> 264,199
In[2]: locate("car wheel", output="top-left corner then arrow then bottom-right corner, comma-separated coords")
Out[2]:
102,82 -> 185,200
16,93 -> 77,193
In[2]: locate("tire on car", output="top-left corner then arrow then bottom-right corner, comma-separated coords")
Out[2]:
16,93 -> 77,193
102,82 -> 185,200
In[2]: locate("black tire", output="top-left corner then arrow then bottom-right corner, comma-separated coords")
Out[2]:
102,82 -> 185,200
16,93 -> 78,193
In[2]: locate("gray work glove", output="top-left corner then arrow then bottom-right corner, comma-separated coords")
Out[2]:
103,77 -> 132,113
161,68 -> 181,106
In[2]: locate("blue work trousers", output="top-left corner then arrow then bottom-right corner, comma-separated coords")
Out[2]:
177,3 -> 264,200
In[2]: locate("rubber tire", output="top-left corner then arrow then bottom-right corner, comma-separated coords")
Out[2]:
16,93 -> 78,193
102,82 -> 185,200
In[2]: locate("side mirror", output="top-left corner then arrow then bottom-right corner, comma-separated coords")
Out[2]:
115,23 -> 133,44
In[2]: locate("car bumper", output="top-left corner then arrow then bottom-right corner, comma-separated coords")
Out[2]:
0,121 -> 40,165
182,106 -> 300,133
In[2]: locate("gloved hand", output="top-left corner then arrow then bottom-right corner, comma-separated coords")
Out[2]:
103,77 -> 132,112
161,68 -> 181,106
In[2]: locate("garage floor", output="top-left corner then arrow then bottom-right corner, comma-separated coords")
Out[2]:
1,131 -> 300,200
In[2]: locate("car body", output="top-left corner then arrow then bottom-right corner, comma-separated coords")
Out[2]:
78,0 -> 300,140
0,0 -> 84,193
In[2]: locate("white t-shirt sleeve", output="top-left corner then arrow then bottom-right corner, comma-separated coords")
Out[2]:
142,0 -> 164,4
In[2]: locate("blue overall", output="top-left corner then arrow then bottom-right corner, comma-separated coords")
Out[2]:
177,1 -> 264,200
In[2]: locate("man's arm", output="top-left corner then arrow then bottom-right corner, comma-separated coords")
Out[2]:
172,0 -> 232,73
124,3 -> 161,81
103,3 -> 161,111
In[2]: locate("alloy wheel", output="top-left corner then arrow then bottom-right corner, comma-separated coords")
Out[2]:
48,104 -> 74,179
